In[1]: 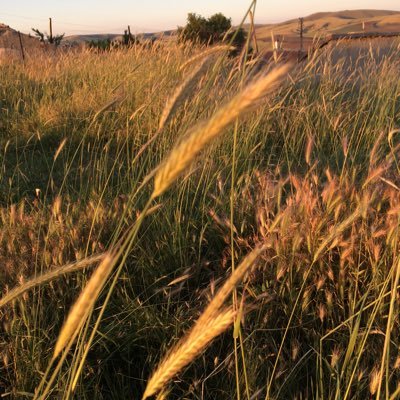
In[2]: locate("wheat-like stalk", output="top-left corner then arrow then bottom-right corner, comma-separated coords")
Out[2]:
0,254 -> 105,308
53,138 -> 67,161
158,56 -> 211,131
152,63 -> 293,198
370,367 -> 381,395
155,388 -> 170,400
142,307 -> 235,400
142,244 -> 267,398
53,252 -> 115,358
197,243 -> 268,326
131,57 -> 211,168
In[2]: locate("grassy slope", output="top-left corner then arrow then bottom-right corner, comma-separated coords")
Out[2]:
0,39 -> 400,399
255,10 -> 400,51
256,9 -> 400,37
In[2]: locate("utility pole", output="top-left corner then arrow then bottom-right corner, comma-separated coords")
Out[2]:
49,17 -> 53,43
298,17 -> 304,52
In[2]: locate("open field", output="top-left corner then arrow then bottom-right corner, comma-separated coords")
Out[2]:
1,34 -> 400,399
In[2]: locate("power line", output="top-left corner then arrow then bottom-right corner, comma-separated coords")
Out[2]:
0,11 -> 109,29
0,12 -> 48,22
1,11 -> 164,35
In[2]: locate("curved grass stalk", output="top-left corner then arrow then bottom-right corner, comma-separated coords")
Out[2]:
0,254 -> 105,308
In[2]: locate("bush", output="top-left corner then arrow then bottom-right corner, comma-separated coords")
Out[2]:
178,12 -> 247,53
226,27 -> 248,56
88,38 -> 112,52
31,27 -> 65,46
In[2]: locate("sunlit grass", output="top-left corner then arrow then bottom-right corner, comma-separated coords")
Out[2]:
1,37 -> 400,399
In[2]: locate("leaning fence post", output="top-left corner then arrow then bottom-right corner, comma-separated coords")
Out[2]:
17,31 -> 26,64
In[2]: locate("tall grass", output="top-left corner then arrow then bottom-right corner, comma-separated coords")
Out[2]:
0,36 -> 400,399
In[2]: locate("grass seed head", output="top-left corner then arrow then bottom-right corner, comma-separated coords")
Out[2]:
158,56 -> 211,131
369,368 -> 381,395
53,252 -> 115,358
142,308 -> 235,399
153,63 -> 293,198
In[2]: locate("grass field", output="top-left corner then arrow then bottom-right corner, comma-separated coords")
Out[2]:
1,33 -> 400,399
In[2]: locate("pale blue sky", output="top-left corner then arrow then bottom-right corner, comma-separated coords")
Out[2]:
2,1 -> 400,35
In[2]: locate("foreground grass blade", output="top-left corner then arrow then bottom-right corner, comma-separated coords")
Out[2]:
152,63 -> 293,198
142,244 -> 267,398
0,254 -> 105,308
53,252 -> 115,358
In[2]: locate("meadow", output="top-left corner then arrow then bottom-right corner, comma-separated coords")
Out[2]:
1,36 -> 400,399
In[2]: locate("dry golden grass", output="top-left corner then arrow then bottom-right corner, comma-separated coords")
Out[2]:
179,45 -> 234,71
158,56 -> 211,132
53,252 -> 115,358
1,36 -> 400,399
0,253 -> 105,308
143,244 -> 267,398
152,62 -> 293,198
142,307 -> 235,399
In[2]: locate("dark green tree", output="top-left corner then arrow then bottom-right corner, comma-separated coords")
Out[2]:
88,38 -> 112,52
225,27 -> 248,56
206,13 -> 232,42
178,12 -> 248,54
178,13 -> 210,44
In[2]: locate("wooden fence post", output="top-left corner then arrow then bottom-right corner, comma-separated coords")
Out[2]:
299,18 -> 304,52
17,31 -> 26,64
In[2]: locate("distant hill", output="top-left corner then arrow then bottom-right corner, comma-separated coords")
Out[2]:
0,23 -> 48,51
64,34 -> 122,44
253,9 -> 400,50
302,9 -> 399,21
255,9 -> 400,39
0,23 -> 54,60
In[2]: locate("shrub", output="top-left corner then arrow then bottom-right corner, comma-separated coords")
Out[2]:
88,38 -> 112,52
178,12 -> 247,53
31,27 -> 65,46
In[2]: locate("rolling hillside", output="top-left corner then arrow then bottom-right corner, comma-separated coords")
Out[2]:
0,23 -> 55,61
255,9 -> 400,39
